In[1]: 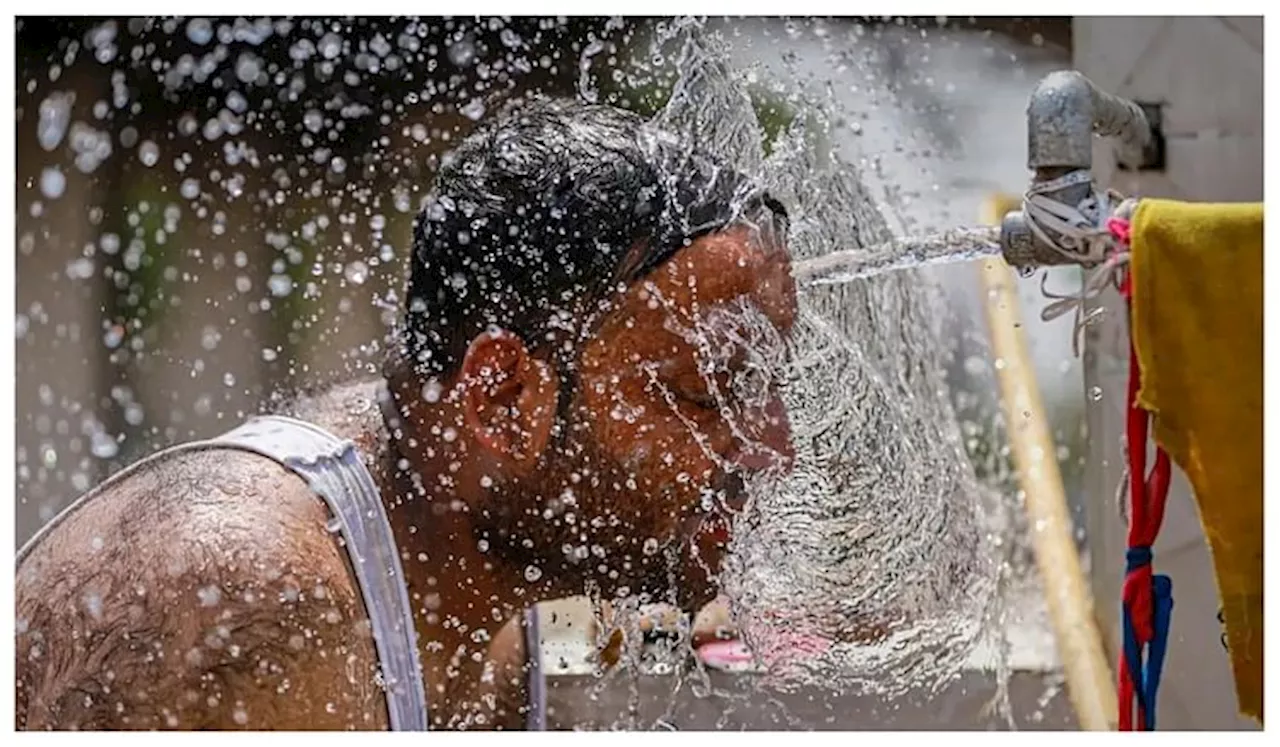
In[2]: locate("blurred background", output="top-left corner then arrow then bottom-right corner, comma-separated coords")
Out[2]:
14,16 -> 1262,729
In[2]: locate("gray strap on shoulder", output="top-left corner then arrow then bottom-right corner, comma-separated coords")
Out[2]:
210,415 -> 429,731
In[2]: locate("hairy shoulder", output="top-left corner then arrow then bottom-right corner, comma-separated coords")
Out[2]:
15,447 -> 388,731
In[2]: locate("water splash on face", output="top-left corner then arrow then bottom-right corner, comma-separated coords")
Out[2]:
644,21 -> 1000,701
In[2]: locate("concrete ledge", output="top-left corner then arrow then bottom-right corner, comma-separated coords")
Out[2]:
542,670 -> 1076,730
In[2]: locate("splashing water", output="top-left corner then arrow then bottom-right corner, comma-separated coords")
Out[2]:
626,22 -> 1000,706
16,16 -> 1028,730
791,226 -> 1002,286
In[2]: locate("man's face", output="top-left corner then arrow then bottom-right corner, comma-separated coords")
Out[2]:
523,211 -> 798,608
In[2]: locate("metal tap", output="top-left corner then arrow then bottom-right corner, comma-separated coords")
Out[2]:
1000,71 -> 1164,269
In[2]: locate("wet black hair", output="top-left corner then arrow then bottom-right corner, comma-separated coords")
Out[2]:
400,96 -> 781,378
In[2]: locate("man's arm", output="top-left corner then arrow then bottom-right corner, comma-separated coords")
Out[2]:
15,450 -> 390,730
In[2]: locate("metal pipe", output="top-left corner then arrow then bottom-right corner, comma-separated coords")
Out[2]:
1000,71 -> 1153,269
1026,70 -> 1151,172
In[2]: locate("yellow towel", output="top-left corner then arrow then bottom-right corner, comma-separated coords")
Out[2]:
1129,198 -> 1264,723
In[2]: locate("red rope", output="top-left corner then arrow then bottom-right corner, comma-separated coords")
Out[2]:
1109,216 -> 1174,731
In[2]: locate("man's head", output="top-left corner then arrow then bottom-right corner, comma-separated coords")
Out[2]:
390,98 -> 797,609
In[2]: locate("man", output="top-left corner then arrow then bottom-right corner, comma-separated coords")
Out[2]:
15,97 -> 798,730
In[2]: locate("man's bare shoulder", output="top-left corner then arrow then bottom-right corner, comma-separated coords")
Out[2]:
19,447 -> 335,573
15,446 -> 388,730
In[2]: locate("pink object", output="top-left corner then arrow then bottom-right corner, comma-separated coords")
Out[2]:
697,639 -> 755,668
696,631 -> 834,670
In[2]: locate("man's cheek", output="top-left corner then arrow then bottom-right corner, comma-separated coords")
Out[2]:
574,385 -> 634,456
603,403 -> 682,472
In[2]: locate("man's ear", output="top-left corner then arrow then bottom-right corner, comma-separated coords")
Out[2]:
459,329 -> 560,474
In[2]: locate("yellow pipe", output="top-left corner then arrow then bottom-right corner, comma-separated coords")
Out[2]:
977,194 -> 1118,731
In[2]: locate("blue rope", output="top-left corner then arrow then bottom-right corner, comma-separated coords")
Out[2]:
1147,575 -> 1174,729
1121,597 -> 1148,726
1121,545 -> 1174,730
1125,545 -> 1152,573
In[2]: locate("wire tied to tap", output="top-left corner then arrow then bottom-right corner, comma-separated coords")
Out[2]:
1029,171 -> 1137,356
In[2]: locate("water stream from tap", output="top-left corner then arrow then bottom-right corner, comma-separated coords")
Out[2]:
791,226 -> 1002,286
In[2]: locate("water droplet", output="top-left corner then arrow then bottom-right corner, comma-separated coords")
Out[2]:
82,592 -> 103,621
185,18 -> 213,45
234,54 -> 261,84
524,565 -> 543,582
103,324 -> 124,349
180,178 -> 201,200
197,585 -> 222,607
460,98 -> 486,121
1089,386 -> 1103,401
447,38 -> 475,67
267,274 -> 293,297
303,109 -> 324,134
65,257 -> 94,280
39,167 -> 66,199
124,404 -> 144,426
232,706 -> 248,726
90,431 -> 118,459
962,355 -> 987,377
343,260 -> 368,285
138,140 -> 159,167
201,326 -> 221,351
37,92 -> 72,151
318,33 -> 342,60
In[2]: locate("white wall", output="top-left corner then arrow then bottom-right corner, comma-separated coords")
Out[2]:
1075,16 -> 1262,730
